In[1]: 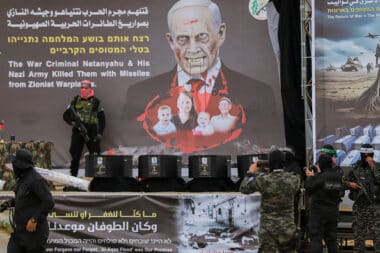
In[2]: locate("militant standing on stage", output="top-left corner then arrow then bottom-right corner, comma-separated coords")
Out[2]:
347,143 -> 380,252
63,79 -> 106,177
305,152 -> 343,253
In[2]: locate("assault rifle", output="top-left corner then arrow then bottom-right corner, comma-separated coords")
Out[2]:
350,169 -> 374,204
70,106 -> 90,142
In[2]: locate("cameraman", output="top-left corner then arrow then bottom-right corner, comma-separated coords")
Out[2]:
240,149 -> 300,252
2,149 -> 54,253
347,143 -> 380,252
305,153 -> 342,253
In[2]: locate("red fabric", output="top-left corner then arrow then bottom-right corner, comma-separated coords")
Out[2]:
80,88 -> 94,100
134,71 -> 247,153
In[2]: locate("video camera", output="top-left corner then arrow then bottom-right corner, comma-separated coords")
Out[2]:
303,165 -> 318,173
252,154 -> 269,172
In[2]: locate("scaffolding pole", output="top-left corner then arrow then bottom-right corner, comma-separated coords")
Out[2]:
300,0 -> 313,166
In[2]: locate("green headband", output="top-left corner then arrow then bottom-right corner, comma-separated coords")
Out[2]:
320,148 -> 337,157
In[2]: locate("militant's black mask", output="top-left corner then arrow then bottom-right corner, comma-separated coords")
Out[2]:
317,154 -> 333,172
268,150 -> 285,170
10,149 -> 34,178
12,163 -> 32,178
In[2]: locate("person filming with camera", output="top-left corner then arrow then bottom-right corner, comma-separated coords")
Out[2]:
305,152 -> 343,253
240,149 -> 300,252
0,149 -> 54,253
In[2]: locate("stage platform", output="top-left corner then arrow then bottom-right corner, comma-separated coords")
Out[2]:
0,166 -> 370,253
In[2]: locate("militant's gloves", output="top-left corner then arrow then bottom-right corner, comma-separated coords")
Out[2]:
94,134 -> 102,142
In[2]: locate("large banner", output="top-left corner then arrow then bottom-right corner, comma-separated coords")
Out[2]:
0,0 -> 284,166
314,1 -> 380,166
0,193 -> 261,252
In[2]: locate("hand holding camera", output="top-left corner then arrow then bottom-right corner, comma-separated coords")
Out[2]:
248,159 -> 269,174
304,165 -> 320,177
248,162 -> 259,174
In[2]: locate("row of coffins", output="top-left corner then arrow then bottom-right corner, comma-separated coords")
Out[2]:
317,124 -> 380,166
86,154 -> 267,192
85,154 -> 266,179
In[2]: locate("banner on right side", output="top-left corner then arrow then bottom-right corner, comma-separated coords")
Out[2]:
314,1 -> 380,166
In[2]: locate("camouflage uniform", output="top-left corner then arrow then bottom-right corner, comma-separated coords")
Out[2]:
348,163 -> 380,253
240,169 -> 300,252
1,141 -> 52,191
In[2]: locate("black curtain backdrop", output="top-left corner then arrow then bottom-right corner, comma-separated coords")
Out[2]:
273,0 -> 306,166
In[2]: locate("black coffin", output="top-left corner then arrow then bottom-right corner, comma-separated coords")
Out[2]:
85,155 -> 133,178
188,155 -> 231,178
138,155 -> 181,178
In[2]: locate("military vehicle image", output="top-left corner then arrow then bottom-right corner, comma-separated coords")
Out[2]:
325,64 -> 338,72
341,56 -> 363,72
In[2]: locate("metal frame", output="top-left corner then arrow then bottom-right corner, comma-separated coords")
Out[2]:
301,0 -> 314,166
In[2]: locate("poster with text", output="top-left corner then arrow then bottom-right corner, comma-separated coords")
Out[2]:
0,193 -> 261,253
314,1 -> 380,166
0,0 -> 284,166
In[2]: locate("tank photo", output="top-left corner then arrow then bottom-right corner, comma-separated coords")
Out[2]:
341,56 -> 363,72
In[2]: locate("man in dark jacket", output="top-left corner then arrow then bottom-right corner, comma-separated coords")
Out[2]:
5,149 -> 54,253
305,153 -> 343,253
63,80 -> 106,177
